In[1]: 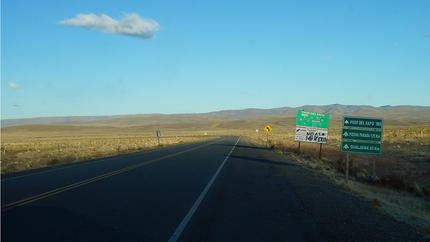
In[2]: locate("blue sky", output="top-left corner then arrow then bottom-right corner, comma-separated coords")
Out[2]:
2,0 -> 429,119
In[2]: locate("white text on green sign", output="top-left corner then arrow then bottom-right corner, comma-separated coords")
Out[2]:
343,116 -> 383,129
341,141 -> 382,155
341,128 -> 382,142
296,110 -> 330,129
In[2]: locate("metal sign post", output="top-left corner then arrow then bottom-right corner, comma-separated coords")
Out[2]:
264,125 -> 272,148
346,153 -> 350,181
156,130 -> 161,146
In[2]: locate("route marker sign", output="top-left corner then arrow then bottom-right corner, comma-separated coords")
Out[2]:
341,116 -> 383,155
341,141 -> 382,155
341,129 -> 382,142
341,116 -> 383,180
343,116 -> 383,129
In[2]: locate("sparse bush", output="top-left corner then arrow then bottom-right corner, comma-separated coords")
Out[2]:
2,163 -> 18,173
62,155 -> 76,164
47,158 -> 61,166
372,173 -> 429,198
370,198 -> 381,207
334,154 -> 345,173
413,182 -> 426,198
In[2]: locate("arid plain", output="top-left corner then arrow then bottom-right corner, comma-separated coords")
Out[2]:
2,105 -> 430,236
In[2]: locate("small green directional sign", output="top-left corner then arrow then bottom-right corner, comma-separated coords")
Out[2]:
341,128 -> 382,142
341,141 -> 382,155
343,116 -> 383,129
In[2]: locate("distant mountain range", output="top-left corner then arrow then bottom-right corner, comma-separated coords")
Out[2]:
2,104 -> 430,127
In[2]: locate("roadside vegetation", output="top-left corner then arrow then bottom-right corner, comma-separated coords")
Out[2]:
1,121 -> 429,237
249,126 -> 430,238
1,126 -> 217,173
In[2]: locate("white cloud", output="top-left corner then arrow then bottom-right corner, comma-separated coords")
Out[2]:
59,13 -> 160,39
7,82 -> 21,89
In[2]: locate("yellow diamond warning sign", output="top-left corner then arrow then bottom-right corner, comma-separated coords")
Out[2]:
264,125 -> 272,133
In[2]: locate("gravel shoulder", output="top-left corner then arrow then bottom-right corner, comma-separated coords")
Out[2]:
182,136 -> 427,241
250,137 -> 427,241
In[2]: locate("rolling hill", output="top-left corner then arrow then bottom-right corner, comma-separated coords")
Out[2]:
2,104 -> 429,128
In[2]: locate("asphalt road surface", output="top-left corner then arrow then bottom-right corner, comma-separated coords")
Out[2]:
1,136 -> 426,241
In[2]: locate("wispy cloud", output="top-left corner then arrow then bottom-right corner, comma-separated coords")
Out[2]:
425,34 -> 430,38
7,82 -> 21,89
322,56 -> 333,60
59,13 -> 160,39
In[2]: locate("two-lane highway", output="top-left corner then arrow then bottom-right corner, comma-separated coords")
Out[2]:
2,136 -> 240,241
3,136 -> 426,242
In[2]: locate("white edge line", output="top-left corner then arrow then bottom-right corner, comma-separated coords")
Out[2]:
168,136 -> 241,242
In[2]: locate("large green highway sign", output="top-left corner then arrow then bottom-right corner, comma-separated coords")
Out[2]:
341,141 -> 382,155
343,116 -> 383,129
341,128 -> 382,142
296,110 -> 329,128
341,116 -> 383,155
294,110 -> 330,144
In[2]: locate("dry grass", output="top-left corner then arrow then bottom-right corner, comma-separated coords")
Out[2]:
1,119 -> 429,237
334,178 -> 430,237
246,125 -> 430,237
1,125 -> 221,173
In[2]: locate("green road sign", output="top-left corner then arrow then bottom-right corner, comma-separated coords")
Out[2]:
341,141 -> 382,155
296,110 -> 329,129
343,116 -> 383,129
341,128 -> 382,142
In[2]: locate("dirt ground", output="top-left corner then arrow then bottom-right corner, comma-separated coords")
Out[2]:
251,128 -> 430,196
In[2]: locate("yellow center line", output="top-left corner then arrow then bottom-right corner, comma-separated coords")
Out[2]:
1,137 -> 229,212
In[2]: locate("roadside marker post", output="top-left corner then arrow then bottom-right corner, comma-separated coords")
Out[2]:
264,125 -> 272,148
156,130 -> 162,146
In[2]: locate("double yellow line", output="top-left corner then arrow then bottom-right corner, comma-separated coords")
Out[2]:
2,137 -> 228,212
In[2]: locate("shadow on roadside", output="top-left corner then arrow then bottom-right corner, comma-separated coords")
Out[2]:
229,155 -> 299,167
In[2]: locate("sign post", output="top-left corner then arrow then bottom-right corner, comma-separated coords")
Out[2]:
156,130 -> 162,146
341,116 -> 383,181
264,125 -> 272,148
294,110 -> 330,158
